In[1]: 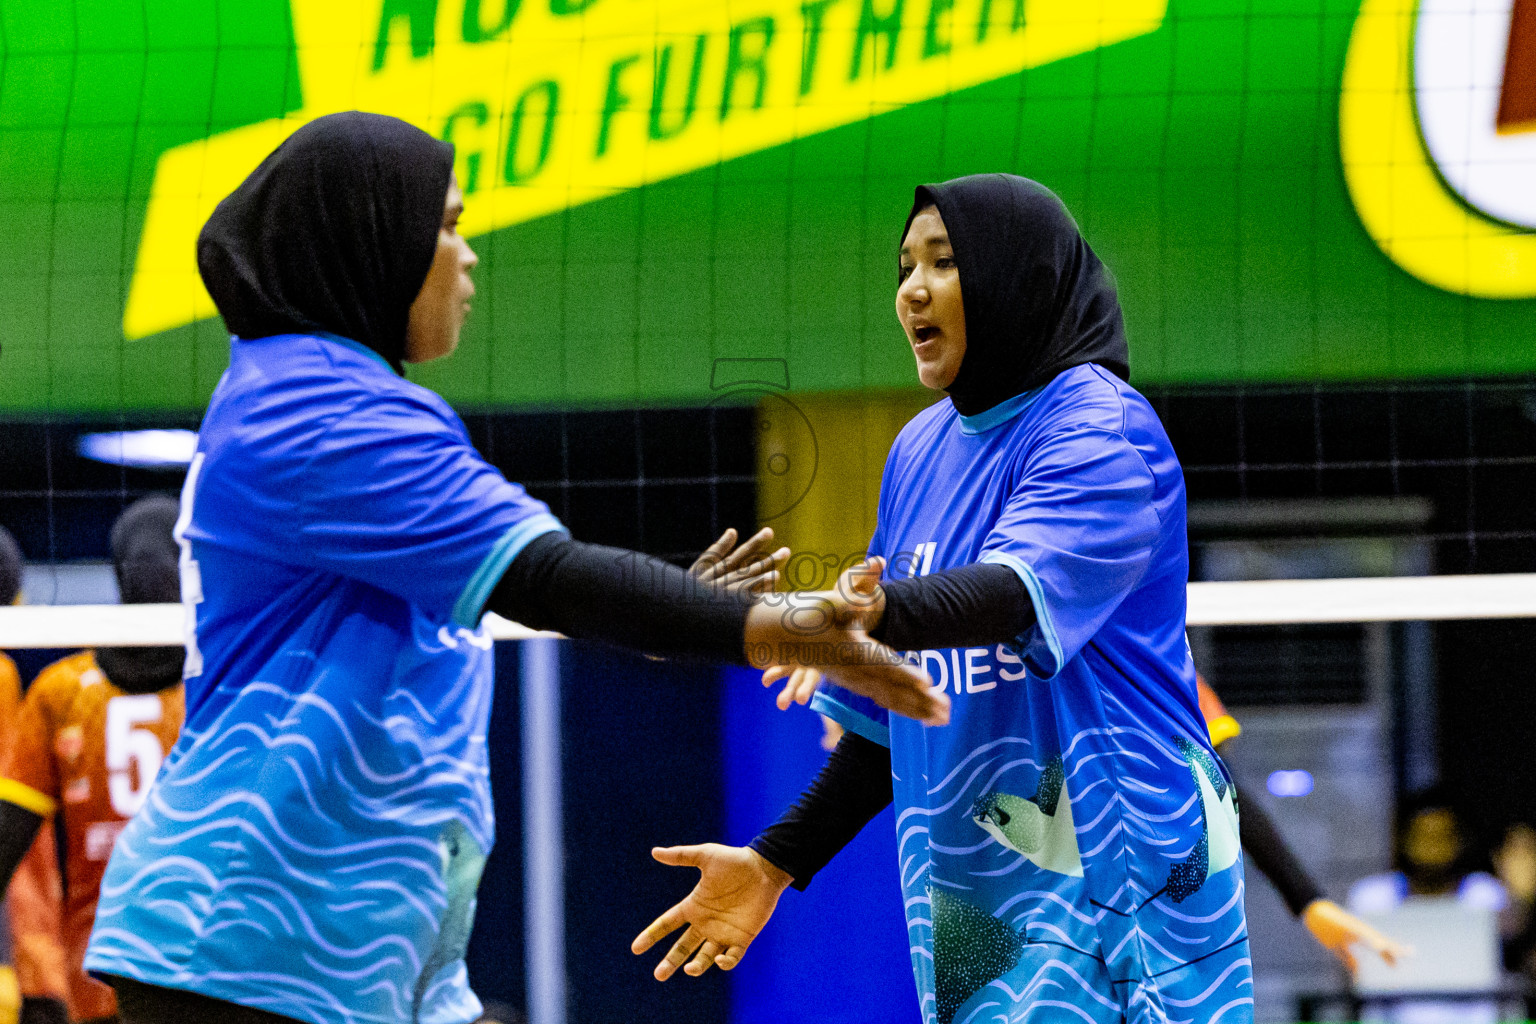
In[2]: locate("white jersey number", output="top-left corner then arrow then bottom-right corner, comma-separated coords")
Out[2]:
175,452 -> 205,679
105,694 -> 167,817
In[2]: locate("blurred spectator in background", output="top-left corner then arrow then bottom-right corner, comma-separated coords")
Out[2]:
1348,792 -> 1507,1024
0,527 -> 69,1024
1350,793 -> 1505,912
1494,822 -> 1536,982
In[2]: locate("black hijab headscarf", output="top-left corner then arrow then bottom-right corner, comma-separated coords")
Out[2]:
94,495 -> 185,695
902,174 -> 1129,416
197,111 -> 455,371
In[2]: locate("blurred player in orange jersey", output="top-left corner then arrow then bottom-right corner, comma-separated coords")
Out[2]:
0,499 -> 185,1024
1,525 -> 69,1024
1196,675 -> 1410,975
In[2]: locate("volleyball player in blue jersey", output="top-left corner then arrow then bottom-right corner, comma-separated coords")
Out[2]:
65,112 -> 942,1024
637,175 -> 1253,1024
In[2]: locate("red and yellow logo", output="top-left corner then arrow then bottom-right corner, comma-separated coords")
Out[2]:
1342,0 -> 1536,296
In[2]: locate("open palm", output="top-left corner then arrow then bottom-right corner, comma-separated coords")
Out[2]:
632,844 -> 792,980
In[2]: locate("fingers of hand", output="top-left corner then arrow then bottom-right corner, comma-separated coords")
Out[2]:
691,530 -> 738,580
715,946 -> 746,971
632,907 -> 686,955
788,667 -> 821,705
761,665 -> 791,686
723,550 -> 788,592
650,845 -> 706,867
847,558 -> 884,596
773,667 -> 817,707
833,659 -> 947,726
685,940 -> 724,977
658,925 -> 704,981
772,669 -> 814,710
717,528 -> 776,574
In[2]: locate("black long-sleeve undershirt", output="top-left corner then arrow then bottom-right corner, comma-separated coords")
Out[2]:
1233,784 -> 1325,916
484,532 -> 751,663
872,562 -> 1033,652
750,733 -> 894,890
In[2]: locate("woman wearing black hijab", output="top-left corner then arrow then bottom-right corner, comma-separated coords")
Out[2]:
637,175 -> 1256,1024
72,112 -> 940,1024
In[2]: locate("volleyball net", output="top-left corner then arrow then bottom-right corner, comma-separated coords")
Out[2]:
2,573 -> 1535,649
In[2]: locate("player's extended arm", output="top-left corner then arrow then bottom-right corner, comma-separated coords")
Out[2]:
634,733 -> 894,979
1234,775 -> 1406,973
0,800 -> 45,895
767,561 -> 1033,708
484,536 -> 947,725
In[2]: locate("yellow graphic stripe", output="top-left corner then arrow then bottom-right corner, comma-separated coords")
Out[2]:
124,0 -> 1167,339
1340,0 -> 1536,297
0,778 -> 56,818
1205,714 -> 1241,749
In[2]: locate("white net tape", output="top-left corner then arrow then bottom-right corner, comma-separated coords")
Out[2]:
1,574 -> 1534,648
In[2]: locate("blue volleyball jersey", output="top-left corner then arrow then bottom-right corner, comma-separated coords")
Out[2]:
814,365 -> 1251,1024
84,333 -> 563,1024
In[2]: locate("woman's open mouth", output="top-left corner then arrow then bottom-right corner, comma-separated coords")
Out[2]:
913,325 -> 940,344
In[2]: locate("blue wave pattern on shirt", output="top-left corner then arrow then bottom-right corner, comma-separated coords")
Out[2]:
85,334 -> 560,1024
897,725 -> 1251,1024
87,610 -> 495,1024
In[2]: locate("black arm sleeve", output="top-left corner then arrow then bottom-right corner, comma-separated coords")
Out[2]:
0,800 -> 45,895
1237,791 -> 1326,916
873,562 -> 1034,652
485,532 -> 749,663
749,732 -> 894,890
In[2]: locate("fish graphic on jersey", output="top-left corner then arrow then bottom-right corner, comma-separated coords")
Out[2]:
413,820 -> 487,1021
1164,737 -> 1241,902
968,754 -> 1083,877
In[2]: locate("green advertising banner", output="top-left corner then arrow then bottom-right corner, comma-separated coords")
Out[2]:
0,0 -> 1532,413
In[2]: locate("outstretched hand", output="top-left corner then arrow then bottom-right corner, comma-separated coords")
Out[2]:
1302,899 -> 1412,975
632,844 -> 793,980
689,527 -> 790,596
746,556 -> 945,726
750,557 -> 946,724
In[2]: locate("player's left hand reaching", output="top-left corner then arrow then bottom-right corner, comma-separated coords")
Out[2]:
744,556 -> 947,726
689,527 -> 790,596
632,844 -> 791,980
1301,899 -> 1411,975
759,557 -> 885,710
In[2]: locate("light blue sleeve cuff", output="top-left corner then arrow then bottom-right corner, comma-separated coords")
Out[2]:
979,550 -> 1066,679
809,691 -> 890,748
452,512 -> 567,628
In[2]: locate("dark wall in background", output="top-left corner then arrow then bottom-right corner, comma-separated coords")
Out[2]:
0,406 -> 757,563
557,643 -> 729,1023
467,641 -> 731,1024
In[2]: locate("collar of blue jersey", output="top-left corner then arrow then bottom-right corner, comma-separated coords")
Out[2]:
955,387 -> 1043,435
316,332 -> 394,371
236,332 -> 396,372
